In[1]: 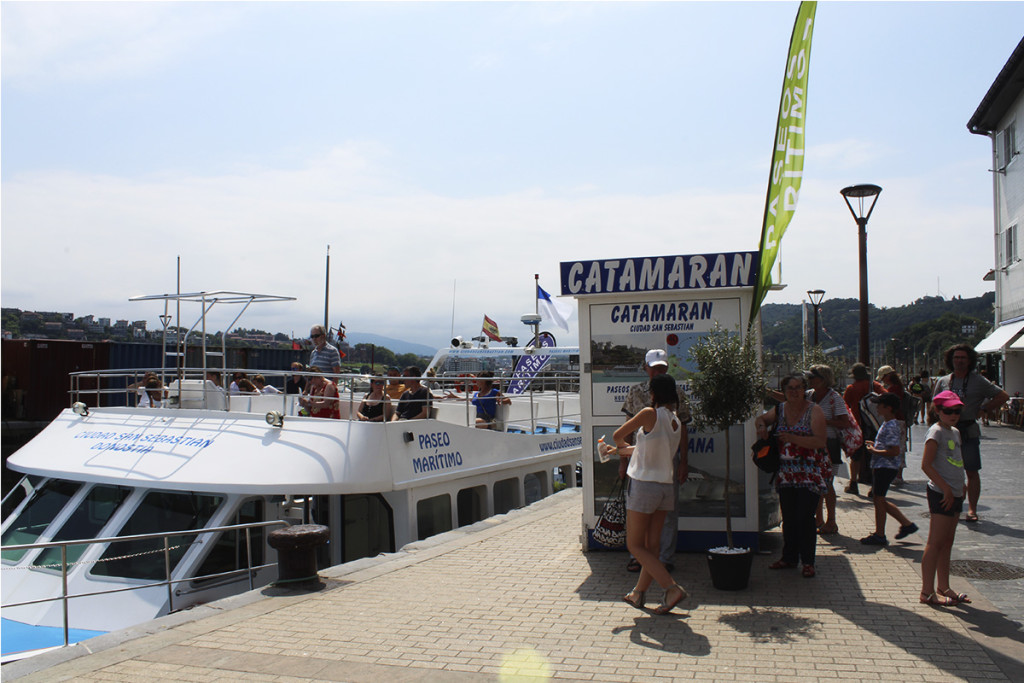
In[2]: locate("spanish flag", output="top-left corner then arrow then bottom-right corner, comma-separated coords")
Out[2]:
482,315 -> 501,342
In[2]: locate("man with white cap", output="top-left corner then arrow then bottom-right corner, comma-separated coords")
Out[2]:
620,349 -> 690,573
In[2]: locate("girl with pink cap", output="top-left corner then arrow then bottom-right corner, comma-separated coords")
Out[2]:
919,390 -> 971,606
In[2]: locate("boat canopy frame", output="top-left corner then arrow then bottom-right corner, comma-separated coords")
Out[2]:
129,290 -> 296,385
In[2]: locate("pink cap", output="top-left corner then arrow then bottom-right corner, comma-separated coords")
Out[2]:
932,390 -> 964,408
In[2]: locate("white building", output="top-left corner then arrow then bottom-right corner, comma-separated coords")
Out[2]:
969,37 -> 1024,393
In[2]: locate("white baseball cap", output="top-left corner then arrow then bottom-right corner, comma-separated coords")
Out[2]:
645,349 -> 668,367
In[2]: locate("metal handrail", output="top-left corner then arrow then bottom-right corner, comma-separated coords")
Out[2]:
2,519 -> 287,649
66,368 -> 581,432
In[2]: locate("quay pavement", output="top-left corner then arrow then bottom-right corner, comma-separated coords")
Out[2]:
6,424 -> 1024,682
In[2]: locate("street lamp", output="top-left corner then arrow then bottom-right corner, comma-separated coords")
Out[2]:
807,289 -> 825,347
841,184 -> 882,366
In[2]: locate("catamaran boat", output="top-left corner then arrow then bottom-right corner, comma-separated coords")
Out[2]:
1,291 -> 581,661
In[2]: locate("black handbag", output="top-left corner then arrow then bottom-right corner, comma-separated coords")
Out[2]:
751,412 -> 780,474
592,479 -> 627,548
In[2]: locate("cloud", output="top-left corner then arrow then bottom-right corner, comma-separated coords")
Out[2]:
1,3 -> 236,85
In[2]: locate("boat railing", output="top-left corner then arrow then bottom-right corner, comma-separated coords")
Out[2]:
2,519 -> 288,649
68,368 -> 581,432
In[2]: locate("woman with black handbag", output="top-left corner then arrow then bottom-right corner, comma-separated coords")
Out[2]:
755,374 -> 829,578
601,374 -> 687,615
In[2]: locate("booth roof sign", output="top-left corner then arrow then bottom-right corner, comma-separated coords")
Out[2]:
560,252 -> 759,296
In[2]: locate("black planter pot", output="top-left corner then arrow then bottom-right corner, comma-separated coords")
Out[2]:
706,548 -> 753,590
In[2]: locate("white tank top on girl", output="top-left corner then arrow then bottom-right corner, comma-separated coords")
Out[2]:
627,406 -> 682,484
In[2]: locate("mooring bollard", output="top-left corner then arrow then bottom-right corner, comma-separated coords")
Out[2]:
267,524 -> 329,586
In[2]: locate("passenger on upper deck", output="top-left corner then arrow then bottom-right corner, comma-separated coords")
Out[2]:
286,362 -> 307,394
129,372 -> 165,407
357,378 -> 392,422
299,366 -> 341,419
142,377 -> 164,408
235,378 -> 260,395
392,367 -> 430,421
470,372 -> 510,429
309,325 -> 342,374
385,367 -> 406,401
229,372 -> 248,395
252,374 -> 280,394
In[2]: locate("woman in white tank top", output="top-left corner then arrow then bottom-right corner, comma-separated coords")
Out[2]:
603,373 -> 687,615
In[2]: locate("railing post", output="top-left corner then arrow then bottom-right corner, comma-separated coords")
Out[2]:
61,544 -> 69,647
164,536 -> 173,614
245,527 -> 254,592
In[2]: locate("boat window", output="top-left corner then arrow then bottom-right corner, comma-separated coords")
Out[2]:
91,491 -> 223,581
342,494 -> 394,563
524,471 -> 548,506
493,478 -> 520,516
2,475 -> 43,520
553,464 -> 574,491
416,494 -> 452,541
2,479 -> 80,563
456,486 -> 486,527
33,484 -> 132,570
192,498 -> 264,586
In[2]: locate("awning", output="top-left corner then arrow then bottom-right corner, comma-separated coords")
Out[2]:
975,321 -> 1024,354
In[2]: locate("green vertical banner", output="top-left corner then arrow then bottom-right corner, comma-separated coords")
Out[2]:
750,1 -> 817,325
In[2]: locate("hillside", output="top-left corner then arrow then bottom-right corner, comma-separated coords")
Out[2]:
760,293 -> 995,361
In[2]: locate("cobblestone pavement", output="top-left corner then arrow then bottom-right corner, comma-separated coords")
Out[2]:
6,427 -> 1024,683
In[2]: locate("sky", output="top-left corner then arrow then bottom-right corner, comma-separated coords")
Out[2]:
3,1 -> 1023,351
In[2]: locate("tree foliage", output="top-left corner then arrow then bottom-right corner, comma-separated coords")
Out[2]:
761,293 -> 994,362
688,325 -> 768,434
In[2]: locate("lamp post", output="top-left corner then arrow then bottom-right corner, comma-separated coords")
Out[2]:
807,289 -> 825,347
841,184 -> 882,366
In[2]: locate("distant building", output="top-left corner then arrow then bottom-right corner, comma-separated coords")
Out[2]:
969,36 -> 1024,390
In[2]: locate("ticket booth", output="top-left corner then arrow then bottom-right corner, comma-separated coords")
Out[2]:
561,250 -> 780,551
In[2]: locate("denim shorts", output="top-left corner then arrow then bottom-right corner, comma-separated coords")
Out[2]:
927,486 -> 965,516
626,478 -> 675,514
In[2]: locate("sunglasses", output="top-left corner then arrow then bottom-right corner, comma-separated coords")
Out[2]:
939,407 -> 962,415
310,333 -> 324,339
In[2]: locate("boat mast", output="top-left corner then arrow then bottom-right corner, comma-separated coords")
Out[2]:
324,245 -> 330,333
450,279 -> 457,340
176,256 -> 182,381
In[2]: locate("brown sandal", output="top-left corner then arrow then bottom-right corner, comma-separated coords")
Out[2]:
653,584 -> 687,615
622,589 -> 646,609
769,559 -> 796,570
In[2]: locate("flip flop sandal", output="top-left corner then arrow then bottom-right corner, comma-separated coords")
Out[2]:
965,513 -> 980,523
920,592 -> 957,606
941,589 -> 971,604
